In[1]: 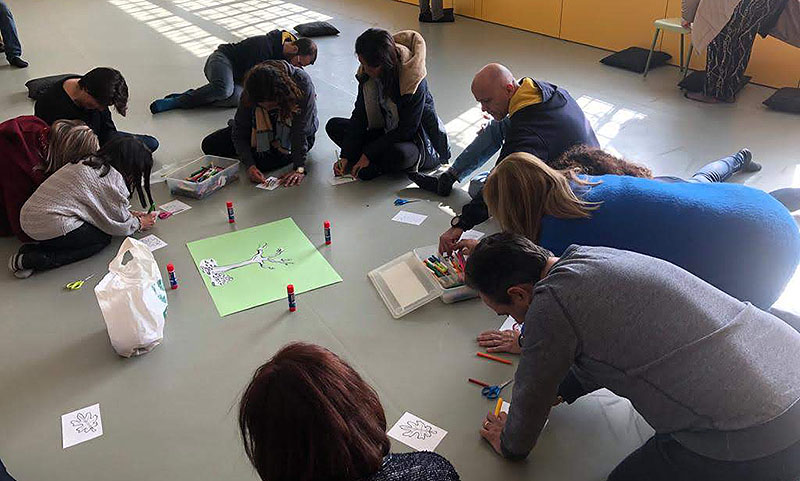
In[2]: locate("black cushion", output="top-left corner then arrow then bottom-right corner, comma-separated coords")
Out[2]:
763,87 -> 800,113
294,21 -> 339,37
600,47 -> 672,74
678,70 -> 751,94
25,74 -> 76,100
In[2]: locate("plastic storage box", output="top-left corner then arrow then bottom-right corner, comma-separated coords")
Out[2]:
165,155 -> 240,199
368,245 -> 477,319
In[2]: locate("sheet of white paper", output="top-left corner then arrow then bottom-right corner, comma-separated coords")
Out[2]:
499,315 -> 522,332
382,262 -> 429,308
459,229 -> 485,241
159,199 -> 191,215
138,234 -> 168,252
62,403 -> 103,449
388,412 -> 447,452
392,211 -> 428,226
501,401 -> 510,414
256,177 -> 280,191
330,175 -> 357,186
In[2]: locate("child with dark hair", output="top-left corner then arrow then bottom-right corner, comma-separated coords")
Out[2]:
34,67 -> 159,152
202,60 -> 318,187
327,28 -> 450,180
9,136 -> 157,278
239,342 -> 460,481
150,30 -> 317,113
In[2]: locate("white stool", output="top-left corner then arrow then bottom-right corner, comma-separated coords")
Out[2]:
644,17 -> 694,78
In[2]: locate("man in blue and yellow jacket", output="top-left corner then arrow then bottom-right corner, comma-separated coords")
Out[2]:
410,63 -> 598,251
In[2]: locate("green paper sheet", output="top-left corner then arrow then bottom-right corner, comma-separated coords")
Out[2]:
187,218 -> 342,316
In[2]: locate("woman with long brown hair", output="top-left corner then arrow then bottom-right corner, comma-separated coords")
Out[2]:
456,152 -> 799,313
0,116 -> 99,240
202,59 -> 318,187
239,342 -> 460,481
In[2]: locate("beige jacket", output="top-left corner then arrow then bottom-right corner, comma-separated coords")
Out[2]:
683,0 -> 800,50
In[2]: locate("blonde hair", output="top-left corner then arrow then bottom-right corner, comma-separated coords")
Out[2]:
40,120 -> 99,175
483,152 -> 602,241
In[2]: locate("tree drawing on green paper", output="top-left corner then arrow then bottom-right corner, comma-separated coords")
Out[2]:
399,420 -> 437,440
70,411 -> 100,434
199,243 -> 293,287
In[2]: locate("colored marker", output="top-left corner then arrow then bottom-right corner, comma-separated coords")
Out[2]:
494,397 -> 503,417
324,220 -> 331,245
287,284 -> 296,312
167,263 -> 178,290
468,378 -> 490,388
226,201 -> 235,223
477,352 -> 513,365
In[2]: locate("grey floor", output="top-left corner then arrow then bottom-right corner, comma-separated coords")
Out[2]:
0,0 -> 799,480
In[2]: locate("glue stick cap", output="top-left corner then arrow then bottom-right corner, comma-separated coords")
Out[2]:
287,284 -> 294,293
324,220 -> 330,228
226,201 -> 233,208
167,263 -> 174,272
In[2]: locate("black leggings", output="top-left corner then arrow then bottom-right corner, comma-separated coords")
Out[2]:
19,222 -> 112,272
201,126 -> 316,173
326,117 -> 420,180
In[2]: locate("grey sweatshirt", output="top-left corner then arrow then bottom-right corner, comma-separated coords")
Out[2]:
502,245 -> 800,462
21,161 -> 140,240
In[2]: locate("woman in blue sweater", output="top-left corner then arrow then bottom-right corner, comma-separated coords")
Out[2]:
460,151 -> 800,310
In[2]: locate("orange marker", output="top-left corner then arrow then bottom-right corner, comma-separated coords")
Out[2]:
477,352 -> 512,365
468,378 -> 490,387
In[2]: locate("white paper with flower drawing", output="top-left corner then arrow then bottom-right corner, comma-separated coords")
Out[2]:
61,403 -> 103,449
387,412 -> 447,451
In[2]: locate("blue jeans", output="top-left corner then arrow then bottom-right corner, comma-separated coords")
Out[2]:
688,152 -> 746,183
176,50 -> 242,109
448,117 -> 509,182
117,131 -> 160,153
0,0 -> 22,60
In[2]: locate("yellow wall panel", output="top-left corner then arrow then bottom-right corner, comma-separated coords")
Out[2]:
481,0 -> 562,38
560,0 -> 669,51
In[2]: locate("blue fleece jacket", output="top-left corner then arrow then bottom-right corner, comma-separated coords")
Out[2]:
539,175 -> 800,308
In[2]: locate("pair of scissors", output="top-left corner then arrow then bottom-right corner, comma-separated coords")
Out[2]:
394,198 -> 420,206
482,379 -> 513,399
65,274 -> 95,291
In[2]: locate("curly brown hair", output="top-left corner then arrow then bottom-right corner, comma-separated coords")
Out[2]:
241,60 -> 303,123
551,145 -> 654,179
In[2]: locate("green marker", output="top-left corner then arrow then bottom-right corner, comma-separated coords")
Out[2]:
148,202 -> 157,214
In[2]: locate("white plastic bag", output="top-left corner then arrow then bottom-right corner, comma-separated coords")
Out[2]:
94,237 -> 168,357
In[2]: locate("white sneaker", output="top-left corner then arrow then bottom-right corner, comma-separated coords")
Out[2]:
8,253 -> 33,279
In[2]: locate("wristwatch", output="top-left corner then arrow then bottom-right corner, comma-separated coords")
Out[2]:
450,215 -> 465,229
295,167 -> 305,174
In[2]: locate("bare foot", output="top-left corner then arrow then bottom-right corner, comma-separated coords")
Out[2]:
684,91 -> 732,104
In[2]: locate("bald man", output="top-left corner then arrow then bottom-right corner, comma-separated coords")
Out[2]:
409,64 -> 598,248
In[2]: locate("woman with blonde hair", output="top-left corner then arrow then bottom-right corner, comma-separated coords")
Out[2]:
0,116 -> 99,240
456,151 -> 800,312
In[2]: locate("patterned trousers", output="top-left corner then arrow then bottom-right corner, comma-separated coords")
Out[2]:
705,0 -> 784,101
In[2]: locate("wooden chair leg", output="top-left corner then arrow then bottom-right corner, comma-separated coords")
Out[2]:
643,29 -> 660,78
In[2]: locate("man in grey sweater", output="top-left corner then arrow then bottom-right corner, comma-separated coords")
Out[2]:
465,233 -> 800,480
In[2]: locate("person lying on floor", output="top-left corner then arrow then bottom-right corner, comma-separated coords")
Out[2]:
0,117 -> 99,240
418,64 -> 598,249
327,28 -> 450,181
449,152 -> 800,311
201,60 -> 317,187
34,67 -> 159,152
9,136 -> 157,279
150,30 -> 317,113
466,233 -> 800,481
239,342 -> 461,481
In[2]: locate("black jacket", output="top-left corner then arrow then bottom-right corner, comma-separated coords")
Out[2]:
230,62 -> 318,169
34,76 -> 117,145
459,79 -> 599,229
341,76 -> 450,171
217,29 -> 294,82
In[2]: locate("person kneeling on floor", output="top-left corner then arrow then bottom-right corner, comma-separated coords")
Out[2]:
465,232 -> 800,481
10,136 -> 157,279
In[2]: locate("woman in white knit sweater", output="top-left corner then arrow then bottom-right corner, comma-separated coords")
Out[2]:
9,136 -> 157,278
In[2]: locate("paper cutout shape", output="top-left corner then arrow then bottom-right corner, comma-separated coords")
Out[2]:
138,234 -> 167,252
159,200 -> 191,215
388,412 -> 447,451
200,243 -> 292,287
62,403 -> 103,449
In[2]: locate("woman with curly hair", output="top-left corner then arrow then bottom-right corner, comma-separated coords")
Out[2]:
0,116 -> 99,240
202,60 -> 318,187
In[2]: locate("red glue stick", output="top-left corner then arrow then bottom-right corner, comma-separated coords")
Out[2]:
226,201 -> 235,223
324,220 -> 331,245
167,263 -> 178,290
287,284 -> 296,312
